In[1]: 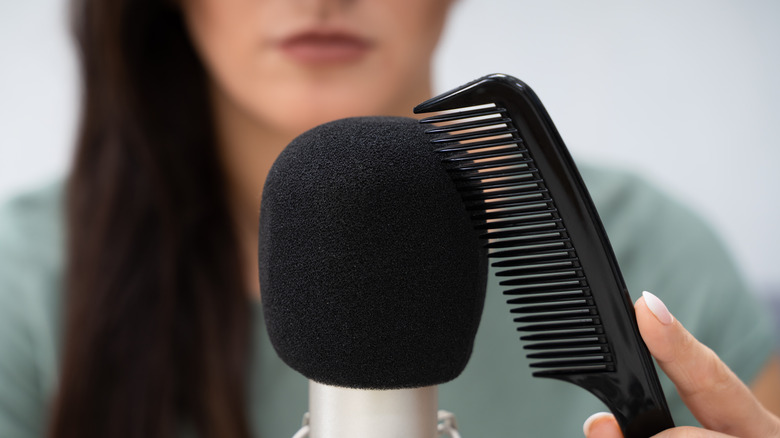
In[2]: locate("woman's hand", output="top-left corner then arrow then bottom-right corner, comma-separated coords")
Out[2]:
583,291 -> 780,438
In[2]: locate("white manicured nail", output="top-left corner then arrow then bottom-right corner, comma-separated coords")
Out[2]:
583,412 -> 613,436
643,291 -> 674,325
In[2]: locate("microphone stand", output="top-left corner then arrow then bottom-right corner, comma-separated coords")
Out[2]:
292,381 -> 462,438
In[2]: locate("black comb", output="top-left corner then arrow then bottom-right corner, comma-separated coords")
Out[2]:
415,74 -> 675,438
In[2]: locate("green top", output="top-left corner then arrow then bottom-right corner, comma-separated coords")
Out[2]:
0,166 -> 774,437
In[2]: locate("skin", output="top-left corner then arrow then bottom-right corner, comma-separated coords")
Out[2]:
181,0 -> 453,293
585,295 -> 780,438
180,0 -> 780,434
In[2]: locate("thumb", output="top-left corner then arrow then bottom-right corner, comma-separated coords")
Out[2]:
583,412 -> 623,438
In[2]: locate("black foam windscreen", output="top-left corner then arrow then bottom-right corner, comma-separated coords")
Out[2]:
258,116 -> 487,389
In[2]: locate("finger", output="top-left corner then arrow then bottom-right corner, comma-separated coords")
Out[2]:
636,291 -> 780,438
653,426 -> 737,438
583,412 -> 623,438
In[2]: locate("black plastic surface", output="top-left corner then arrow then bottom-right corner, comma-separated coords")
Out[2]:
415,74 -> 675,437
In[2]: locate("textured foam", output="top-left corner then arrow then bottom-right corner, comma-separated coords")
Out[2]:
258,117 -> 487,389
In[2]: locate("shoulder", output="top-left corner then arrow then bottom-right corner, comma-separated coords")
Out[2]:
0,181 -> 65,313
579,164 -> 690,231
0,181 -> 64,437
579,163 -> 734,275
0,181 -> 64,263
0,179 -> 65,334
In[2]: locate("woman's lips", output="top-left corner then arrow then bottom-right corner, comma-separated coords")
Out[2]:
278,31 -> 372,65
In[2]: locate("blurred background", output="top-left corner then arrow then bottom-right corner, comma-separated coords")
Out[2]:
1,0 -> 779,296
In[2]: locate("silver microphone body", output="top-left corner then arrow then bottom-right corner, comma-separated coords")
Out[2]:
307,381 -> 438,438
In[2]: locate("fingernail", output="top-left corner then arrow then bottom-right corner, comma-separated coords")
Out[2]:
583,412 -> 612,436
642,291 -> 674,325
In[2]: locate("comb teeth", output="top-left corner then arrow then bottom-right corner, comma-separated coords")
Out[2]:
420,104 -> 615,376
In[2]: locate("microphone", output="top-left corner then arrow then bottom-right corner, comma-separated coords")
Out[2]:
258,116 -> 487,437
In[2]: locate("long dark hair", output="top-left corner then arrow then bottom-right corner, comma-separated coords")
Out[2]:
50,1 -> 252,437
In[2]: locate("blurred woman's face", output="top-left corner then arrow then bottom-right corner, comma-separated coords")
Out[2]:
182,0 -> 454,135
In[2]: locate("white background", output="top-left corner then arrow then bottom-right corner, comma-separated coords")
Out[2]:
2,0 -> 779,293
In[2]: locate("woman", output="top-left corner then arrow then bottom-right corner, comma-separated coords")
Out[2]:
0,0 -> 777,436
